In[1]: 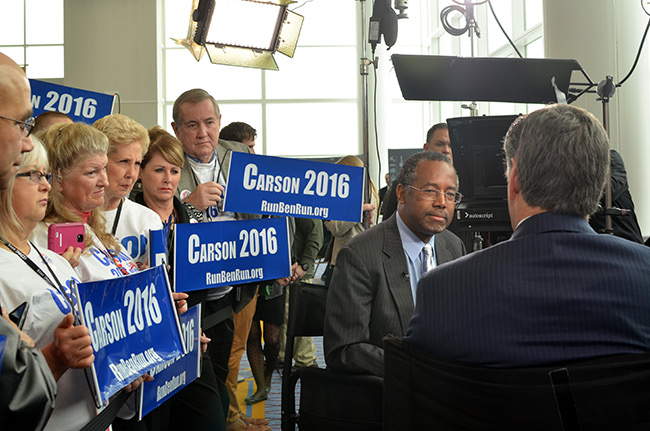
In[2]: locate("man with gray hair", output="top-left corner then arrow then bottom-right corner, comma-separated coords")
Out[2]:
405,104 -> 650,367
325,150 -> 465,377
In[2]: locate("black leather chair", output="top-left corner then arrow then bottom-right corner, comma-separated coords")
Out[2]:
280,282 -> 383,431
384,336 -> 650,430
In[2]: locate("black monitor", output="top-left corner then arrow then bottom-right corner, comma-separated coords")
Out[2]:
447,115 -> 519,201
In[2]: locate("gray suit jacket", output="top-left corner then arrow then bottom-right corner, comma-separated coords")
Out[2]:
324,214 -> 465,377
176,138 -> 257,220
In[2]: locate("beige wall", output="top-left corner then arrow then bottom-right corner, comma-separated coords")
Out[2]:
64,0 -> 162,128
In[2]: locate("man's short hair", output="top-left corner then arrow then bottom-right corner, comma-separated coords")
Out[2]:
426,123 -> 448,144
503,104 -> 609,217
395,151 -> 455,189
172,88 -> 220,124
220,121 -> 257,143
33,111 -> 73,134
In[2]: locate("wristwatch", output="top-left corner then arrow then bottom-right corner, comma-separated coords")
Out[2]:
300,262 -> 309,272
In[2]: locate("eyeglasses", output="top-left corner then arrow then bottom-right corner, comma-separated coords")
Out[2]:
408,185 -> 462,204
15,170 -> 52,184
0,114 -> 36,137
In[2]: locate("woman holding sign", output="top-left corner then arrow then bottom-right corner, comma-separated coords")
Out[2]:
136,127 -> 235,431
0,137 -> 96,430
31,123 -> 153,429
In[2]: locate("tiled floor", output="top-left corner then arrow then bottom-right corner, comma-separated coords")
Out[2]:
235,336 -> 324,430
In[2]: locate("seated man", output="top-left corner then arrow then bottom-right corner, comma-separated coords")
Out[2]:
324,151 -> 465,377
405,104 -> 650,367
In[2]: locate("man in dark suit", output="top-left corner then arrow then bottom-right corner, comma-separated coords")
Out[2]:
405,104 -> 650,367
324,151 -> 465,377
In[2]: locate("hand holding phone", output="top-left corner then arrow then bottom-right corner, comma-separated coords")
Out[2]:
48,223 -> 85,254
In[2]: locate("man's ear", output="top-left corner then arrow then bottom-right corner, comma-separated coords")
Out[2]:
396,183 -> 406,204
422,142 -> 428,150
171,121 -> 179,137
507,159 -> 520,200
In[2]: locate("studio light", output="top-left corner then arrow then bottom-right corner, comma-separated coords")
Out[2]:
187,0 -> 303,70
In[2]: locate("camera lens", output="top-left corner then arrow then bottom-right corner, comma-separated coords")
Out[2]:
77,234 -> 84,242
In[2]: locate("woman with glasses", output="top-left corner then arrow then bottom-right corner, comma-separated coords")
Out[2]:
0,136 -> 96,430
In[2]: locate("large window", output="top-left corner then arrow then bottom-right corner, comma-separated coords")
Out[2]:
384,0 -> 545,152
0,0 -> 65,79
162,0 -> 360,157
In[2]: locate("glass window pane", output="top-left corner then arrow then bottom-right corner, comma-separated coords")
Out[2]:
217,103 -> 264,151
25,45 -> 64,79
165,0 -> 195,48
165,48 -> 262,101
487,0 -> 512,54
295,0 -> 356,47
26,0 -> 63,44
525,0 -> 543,30
266,102 -> 358,156
0,2 -> 25,45
267,47 -> 357,99
0,48 -> 26,68
384,101 -> 425,150
525,36 -> 544,59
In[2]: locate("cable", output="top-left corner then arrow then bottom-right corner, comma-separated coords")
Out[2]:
372,62 -> 381,201
291,0 -> 313,12
617,15 -> 650,86
487,0 -> 523,58
440,5 -> 470,36
114,92 -> 121,114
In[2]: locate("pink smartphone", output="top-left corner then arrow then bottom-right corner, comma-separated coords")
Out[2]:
48,223 -> 85,254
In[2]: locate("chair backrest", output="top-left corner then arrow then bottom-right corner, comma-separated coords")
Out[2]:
281,282 -> 383,431
384,337 -> 650,431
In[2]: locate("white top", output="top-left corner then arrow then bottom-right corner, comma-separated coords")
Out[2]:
104,198 -> 162,268
0,245 -> 96,431
186,155 -> 236,222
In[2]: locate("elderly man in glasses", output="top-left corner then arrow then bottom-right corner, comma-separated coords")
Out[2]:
0,51 -> 58,429
324,150 -> 466,378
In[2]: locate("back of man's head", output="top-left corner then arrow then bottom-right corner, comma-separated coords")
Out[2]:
33,111 -> 73,135
503,104 -> 609,217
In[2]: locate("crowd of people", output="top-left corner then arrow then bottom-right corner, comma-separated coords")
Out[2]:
2,47 -> 650,431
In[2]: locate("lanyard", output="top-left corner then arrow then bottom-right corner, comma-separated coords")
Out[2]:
110,198 -> 124,236
189,149 -> 230,222
1,238 -> 77,316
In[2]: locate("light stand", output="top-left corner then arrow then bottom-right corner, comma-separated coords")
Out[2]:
359,0 -> 372,229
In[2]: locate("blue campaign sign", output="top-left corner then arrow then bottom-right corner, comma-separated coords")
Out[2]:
149,227 -> 169,268
139,304 -> 201,419
73,266 -> 184,405
223,152 -> 365,222
173,217 -> 291,293
29,79 -> 115,124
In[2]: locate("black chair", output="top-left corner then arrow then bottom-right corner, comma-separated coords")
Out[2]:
384,336 -> 650,431
281,282 -> 383,431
